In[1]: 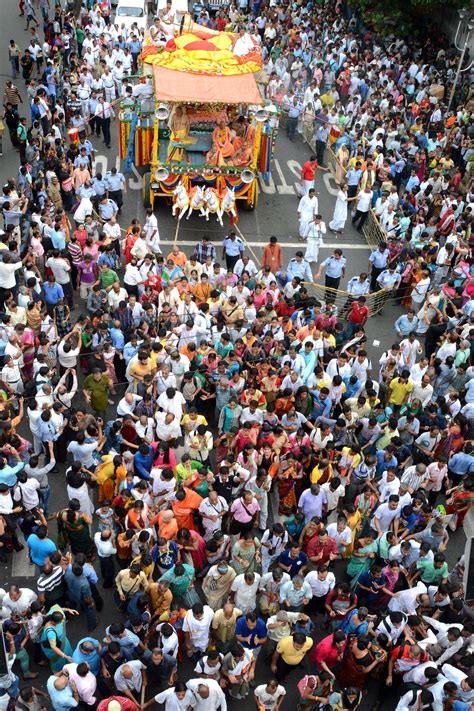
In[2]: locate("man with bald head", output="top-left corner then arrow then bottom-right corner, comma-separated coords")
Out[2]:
47,670 -> 80,710
186,678 -> 227,711
114,659 -> 146,706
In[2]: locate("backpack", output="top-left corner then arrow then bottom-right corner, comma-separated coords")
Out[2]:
398,683 -> 422,706
24,372 -> 40,399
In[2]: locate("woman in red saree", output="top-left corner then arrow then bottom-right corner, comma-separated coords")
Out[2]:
371,560 -> 400,611
123,224 -> 140,264
340,637 -> 385,689
17,324 -> 36,380
277,454 -> 303,515
434,423 -> 464,459
176,527 -> 207,572
445,479 -> 474,529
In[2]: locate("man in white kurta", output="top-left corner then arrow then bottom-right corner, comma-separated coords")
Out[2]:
186,679 -> 227,711
153,686 -> 197,711
297,189 -> 318,237
303,215 -> 326,263
182,605 -> 214,654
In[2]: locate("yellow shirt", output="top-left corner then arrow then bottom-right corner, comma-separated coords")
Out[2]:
129,358 -> 154,381
276,636 -> 313,664
323,334 -> 336,350
389,377 -> 413,405
310,463 -> 333,485
339,446 -> 362,471
211,608 -> 243,643
320,92 -> 335,108
181,413 -> 208,430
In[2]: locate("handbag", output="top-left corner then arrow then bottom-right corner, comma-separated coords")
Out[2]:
229,498 -> 257,534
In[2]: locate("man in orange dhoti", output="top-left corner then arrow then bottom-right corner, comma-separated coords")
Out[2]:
232,117 -> 255,153
211,120 -> 234,165
171,488 -> 202,531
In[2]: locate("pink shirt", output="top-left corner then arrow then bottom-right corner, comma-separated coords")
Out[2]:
230,497 -> 260,523
30,236 -> 44,257
425,462 -> 448,492
63,663 -> 97,705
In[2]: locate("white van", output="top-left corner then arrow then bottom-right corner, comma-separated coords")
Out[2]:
115,0 -> 148,31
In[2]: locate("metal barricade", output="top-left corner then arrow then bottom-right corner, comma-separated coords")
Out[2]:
362,209 -> 386,249
302,117 -> 315,149
326,146 -> 340,177
302,281 -> 390,317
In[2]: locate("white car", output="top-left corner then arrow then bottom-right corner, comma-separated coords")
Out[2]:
115,0 -> 148,31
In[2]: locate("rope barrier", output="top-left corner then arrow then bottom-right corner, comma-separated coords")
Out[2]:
173,218 -> 180,248
301,281 -> 396,317
234,223 -> 262,268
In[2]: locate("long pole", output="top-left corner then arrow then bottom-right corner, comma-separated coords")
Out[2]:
448,26 -> 471,111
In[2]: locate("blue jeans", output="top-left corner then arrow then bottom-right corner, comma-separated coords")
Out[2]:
1,673 -> 20,698
343,320 -> 358,341
10,58 -> 19,78
39,485 -> 50,516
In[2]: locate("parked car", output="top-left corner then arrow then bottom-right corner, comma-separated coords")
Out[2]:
114,0 -> 148,31
192,0 -> 228,19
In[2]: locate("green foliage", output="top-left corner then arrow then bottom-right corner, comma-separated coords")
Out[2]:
348,0 -> 467,36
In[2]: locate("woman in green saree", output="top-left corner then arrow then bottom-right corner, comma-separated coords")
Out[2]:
57,498 -> 94,555
346,535 -> 378,589
40,604 -> 79,672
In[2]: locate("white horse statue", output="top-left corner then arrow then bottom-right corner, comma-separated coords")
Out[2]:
185,185 -> 206,219
219,186 -> 237,221
202,187 -> 223,226
172,181 -> 190,220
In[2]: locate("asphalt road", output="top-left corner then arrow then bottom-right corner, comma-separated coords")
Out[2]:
0,4 -> 469,710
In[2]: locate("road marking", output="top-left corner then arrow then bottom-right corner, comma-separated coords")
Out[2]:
323,173 -> 340,196
287,159 -> 302,178
273,159 -> 296,195
114,151 -> 337,199
158,239 -> 368,249
259,174 -> 277,194
12,535 -> 35,578
129,164 -> 144,191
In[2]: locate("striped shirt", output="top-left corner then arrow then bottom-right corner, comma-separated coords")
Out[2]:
3,85 -> 21,106
37,565 -> 65,593
67,241 -> 83,266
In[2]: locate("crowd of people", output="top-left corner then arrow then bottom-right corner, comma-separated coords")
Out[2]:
0,0 -> 473,711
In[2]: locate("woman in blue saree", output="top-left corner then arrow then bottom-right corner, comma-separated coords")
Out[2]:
40,604 -> 78,672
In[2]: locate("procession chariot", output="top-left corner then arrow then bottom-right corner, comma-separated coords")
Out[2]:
118,12 -> 278,222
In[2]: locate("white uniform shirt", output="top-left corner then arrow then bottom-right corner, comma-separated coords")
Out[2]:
231,574 -> 261,612
182,607 -> 215,652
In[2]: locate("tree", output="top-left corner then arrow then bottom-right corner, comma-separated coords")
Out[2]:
348,0 -> 466,36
